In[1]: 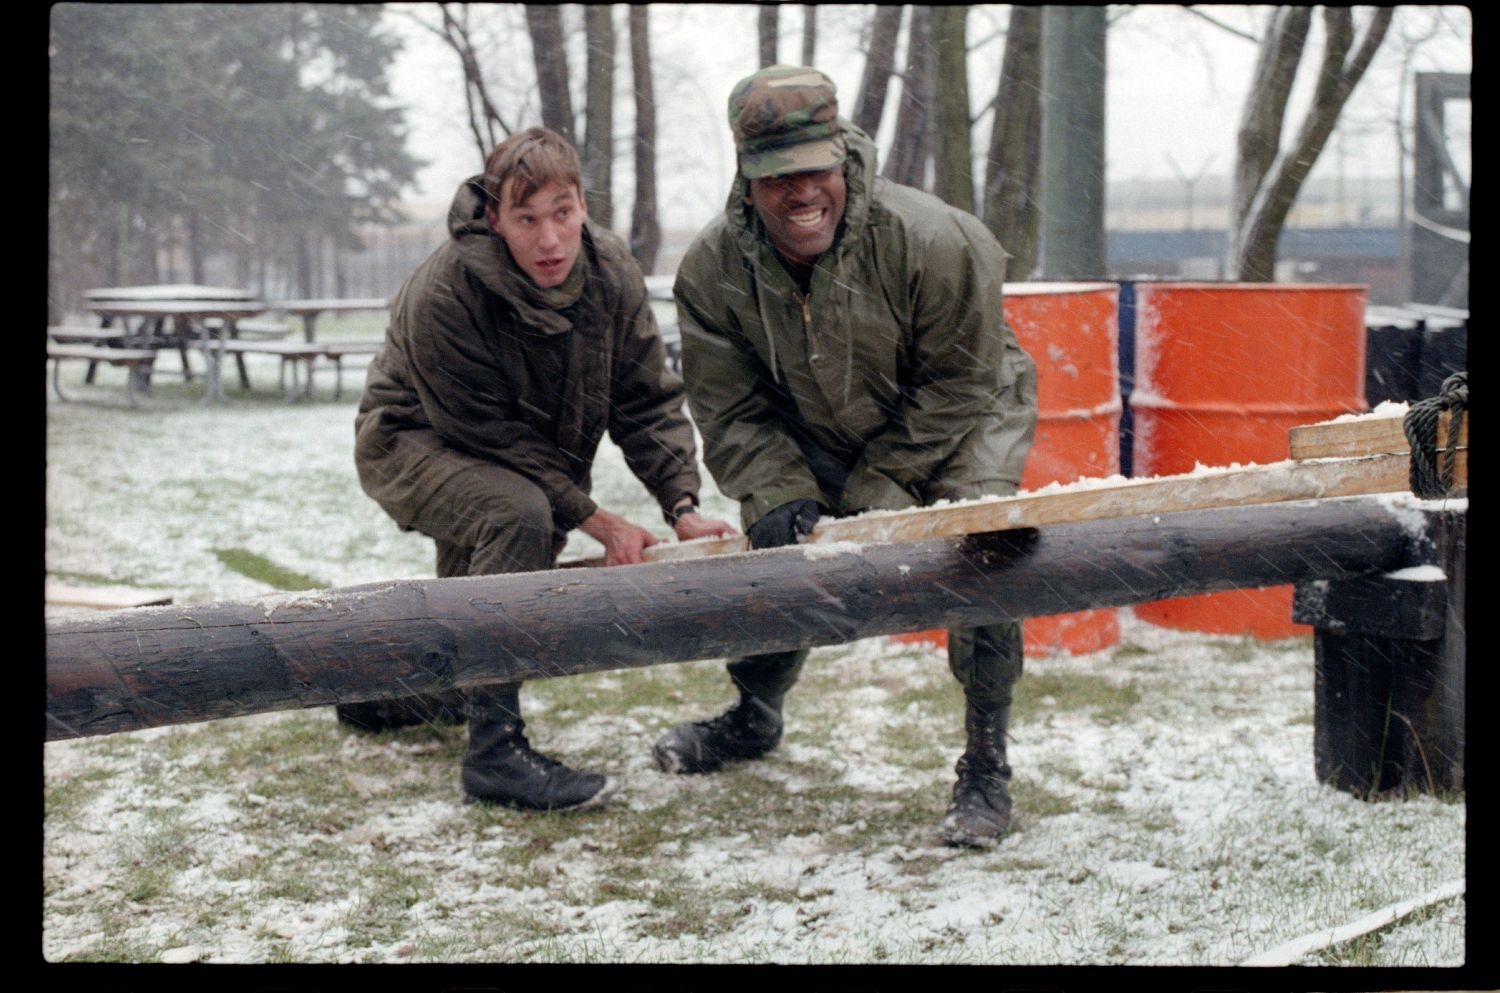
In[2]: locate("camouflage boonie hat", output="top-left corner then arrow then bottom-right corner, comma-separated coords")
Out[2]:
728,64 -> 846,180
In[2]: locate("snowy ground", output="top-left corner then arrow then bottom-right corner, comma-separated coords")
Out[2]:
43,354 -> 1469,979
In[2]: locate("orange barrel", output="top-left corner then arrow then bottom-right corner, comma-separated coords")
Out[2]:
1011,282 -> 1122,655
891,282 -> 1122,656
1129,282 -> 1368,638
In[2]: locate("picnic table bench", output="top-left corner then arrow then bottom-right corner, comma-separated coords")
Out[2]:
221,339 -> 382,401
47,340 -> 159,406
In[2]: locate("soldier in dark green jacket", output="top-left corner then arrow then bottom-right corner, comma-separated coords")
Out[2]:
354,128 -> 736,812
658,66 -> 1038,847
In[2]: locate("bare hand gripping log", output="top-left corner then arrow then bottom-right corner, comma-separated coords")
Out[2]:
46,489 -> 1451,741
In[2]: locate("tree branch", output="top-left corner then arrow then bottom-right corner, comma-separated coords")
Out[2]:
1182,5 -> 1262,43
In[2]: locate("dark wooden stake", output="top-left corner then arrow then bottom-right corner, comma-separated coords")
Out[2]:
1295,508 -> 1466,796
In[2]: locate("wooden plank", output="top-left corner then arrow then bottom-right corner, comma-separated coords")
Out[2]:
636,453 -> 1422,565
47,344 -> 158,364
48,325 -> 121,343
45,582 -> 173,610
320,341 -> 382,357
1289,409 -> 1466,460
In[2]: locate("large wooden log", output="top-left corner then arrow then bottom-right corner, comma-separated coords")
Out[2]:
47,495 -> 1437,741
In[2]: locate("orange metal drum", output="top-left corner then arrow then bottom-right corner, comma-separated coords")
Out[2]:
893,282 -> 1123,656
1129,282 -> 1368,638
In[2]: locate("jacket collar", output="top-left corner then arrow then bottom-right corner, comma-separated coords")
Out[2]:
448,175 -> 591,336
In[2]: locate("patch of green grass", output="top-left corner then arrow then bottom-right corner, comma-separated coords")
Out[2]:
55,935 -> 163,963
1211,638 -> 1262,664
118,810 -> 201,903
1014,671 -> 1142,724
264,871 -> 325,903
873,719 -> 953,771
45,767 -> 116,821
212,547 -> 327,591
1014,777 -> 1080,821
1087,794 -> 1126,816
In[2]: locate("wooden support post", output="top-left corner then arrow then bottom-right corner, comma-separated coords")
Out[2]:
48,495 -> 1421,741
1294,508 -> 1465,796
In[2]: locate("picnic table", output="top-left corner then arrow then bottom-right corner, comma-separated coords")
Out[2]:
83,286 -> 269,404
274,297 -> 389,342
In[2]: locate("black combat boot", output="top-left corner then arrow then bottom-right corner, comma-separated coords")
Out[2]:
940,700 -> 1013,847
461,685 -> 613,811
652,692 -> 784,774
335,691 -> 468,732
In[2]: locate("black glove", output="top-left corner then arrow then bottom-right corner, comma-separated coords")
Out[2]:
748,498 -> 821,550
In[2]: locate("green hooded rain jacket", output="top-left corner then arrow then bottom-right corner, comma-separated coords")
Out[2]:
355,176 -> 702,534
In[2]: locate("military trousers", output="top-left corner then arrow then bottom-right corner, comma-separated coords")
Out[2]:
414,459 -> 570,706
727,436 -> 1024,711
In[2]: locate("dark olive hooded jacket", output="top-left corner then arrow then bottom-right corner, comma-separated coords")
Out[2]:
355,176 -> 702,534
674,124 -> 1037,530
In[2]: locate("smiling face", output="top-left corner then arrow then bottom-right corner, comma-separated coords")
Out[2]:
746,166 -> 847,268
486,179 -> 587,288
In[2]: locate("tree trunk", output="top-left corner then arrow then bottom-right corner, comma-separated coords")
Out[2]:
188,212 -> 206,285
1227,7 -> 1393,282
1038,5 -> 1107,279
296,230 -> 314,297
932,5 -> 973,213
47,497 -> 1421,741
1229,7 -> 1311,232
525,4 -> 575,143
884,5 -> 932,188
801,5 -> 817,66
583,4 -> 616,230
981,5 -> 1042,278
629,5 -> 660,273
759,5 -> 778,67
852,5 -> 903,138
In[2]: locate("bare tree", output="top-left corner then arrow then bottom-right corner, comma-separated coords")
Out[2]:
884,5 -> 933,188
801,5 -> 817,66
853,6 -> 904,138
981,5 -> 1042,277
583,5 -> 615,229
759,6 -> 779,68
629,5 -> 659,273
423,4 -> 511,162
931,5 -> 973,212
526,5 -> 576,144
1227,6 -> 1394,281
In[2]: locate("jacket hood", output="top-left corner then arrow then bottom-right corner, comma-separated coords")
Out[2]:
447,175 -> 591,335
725,119 -> 877,254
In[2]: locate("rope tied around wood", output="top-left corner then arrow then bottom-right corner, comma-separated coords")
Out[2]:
1404,371 -> 1467,498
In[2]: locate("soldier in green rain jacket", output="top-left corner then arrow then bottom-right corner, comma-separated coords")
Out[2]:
659,65 -> 1038,847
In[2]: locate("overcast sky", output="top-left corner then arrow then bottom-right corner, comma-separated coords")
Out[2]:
384,4 -> 1472,232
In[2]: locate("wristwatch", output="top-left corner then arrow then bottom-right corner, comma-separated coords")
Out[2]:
664,499 -> 699,527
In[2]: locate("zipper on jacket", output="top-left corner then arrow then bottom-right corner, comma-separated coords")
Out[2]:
793,290 -> 812,333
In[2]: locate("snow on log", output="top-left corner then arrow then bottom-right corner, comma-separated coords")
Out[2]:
46,494 -> 1437,741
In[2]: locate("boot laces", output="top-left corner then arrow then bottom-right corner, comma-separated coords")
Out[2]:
500,728 -> 569,777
